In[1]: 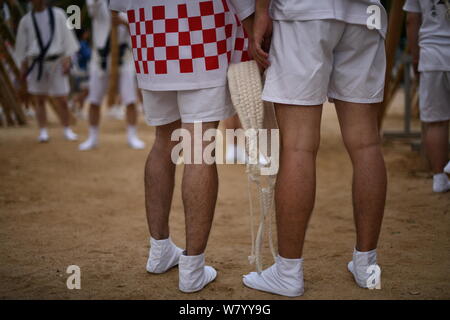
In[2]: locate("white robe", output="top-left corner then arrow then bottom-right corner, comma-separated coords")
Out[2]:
87,0 -> 134,73
14,7 -> 79,66
109,0 -> 254,91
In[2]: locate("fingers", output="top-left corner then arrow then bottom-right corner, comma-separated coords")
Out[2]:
251,40 -> 270,70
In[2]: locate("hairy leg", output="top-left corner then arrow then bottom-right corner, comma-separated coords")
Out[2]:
88,103 -> 101,127
54,96 -> 71,127
126,103 -> 137,126
423,121 -> 449,174
33,95 -> 47,128
182,121 -> 220,256
275,104 -> 323,259
145,120 -> 181,239
334,100 -> 387,252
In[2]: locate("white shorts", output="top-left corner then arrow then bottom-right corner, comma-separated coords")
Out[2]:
87,68 -> 138,106
419,72 -> 450,123
141,86 -> 235,126
27,60 -> 70,97
262,20 -> 386,106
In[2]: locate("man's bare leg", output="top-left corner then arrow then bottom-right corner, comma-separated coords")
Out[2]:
242,104 -> 321,297
275,104 -> 323,259
126,103 -> 137,126
145,120 -> 181,239
79,103 -> 101,150
88,103 -> 101,127
126,103 -> 145,149
423,121 -> 449,174
33,95 -> 48,129
33,95 -> 50,142
54,96 -> 78,141
334,100 -> 387,252
182,121 -> 219,256
53,96 -> 71,128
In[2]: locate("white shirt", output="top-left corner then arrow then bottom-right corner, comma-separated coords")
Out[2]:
87,0 -> 134,73
270,0 -> 388,38
14,7 -> 80,65
87,0 -> 130,49
109,0 -> 254,91
404,0 -> 450,72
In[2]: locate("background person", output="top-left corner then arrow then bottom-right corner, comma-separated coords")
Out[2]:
243,0 -> 388,297
404,0 -> 450,193
14,0 -> 79,142
79,0 -> 145,151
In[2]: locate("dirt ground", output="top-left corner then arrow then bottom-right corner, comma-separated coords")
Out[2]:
0,94 -> 449,300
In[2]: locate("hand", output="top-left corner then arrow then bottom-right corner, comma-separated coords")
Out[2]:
249,9 -> 272,70
112,13 -> 126,27
61,57 -> 72,75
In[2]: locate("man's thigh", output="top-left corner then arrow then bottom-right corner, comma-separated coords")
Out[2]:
275,103 -> 323,151
334,100 -> 381,150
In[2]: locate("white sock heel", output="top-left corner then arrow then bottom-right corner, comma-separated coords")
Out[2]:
63,127 -> 78,141
444,161 -> 450,174
38,128 -> 49,143
127,126 -> 146,150
347,248 -> 381,289
79,126 -> 99,151
178,253 -> 217,293
433,173 -> 450,193
146,237 -> 183,274
243,256 -> 304,297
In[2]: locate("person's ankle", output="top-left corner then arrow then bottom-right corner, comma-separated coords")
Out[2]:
151,232 -> 170,241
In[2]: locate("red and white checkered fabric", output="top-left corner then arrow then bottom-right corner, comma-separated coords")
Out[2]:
126,0 -> 250,77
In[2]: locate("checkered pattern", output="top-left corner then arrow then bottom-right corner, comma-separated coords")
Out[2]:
127,0 -> 250,76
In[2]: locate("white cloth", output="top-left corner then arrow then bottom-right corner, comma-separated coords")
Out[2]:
2,2 -> 11,22
87,67 -> 138,106
419,71 -> 450,122
87,0 -> 134,74
109,0 -> 254,91
27,60 -> 70,96
146,237 -> 183,274
262,20 -> 386,106
141,85 -> 235,126
178,253 -> 217,293
270,0 -> 388,38
14,7 -> 80,66
433,173 -> 450,193
87,0 -> 130,49
347,248 -> 381,289
243,256 -> 304,297
404,0 -> 450,72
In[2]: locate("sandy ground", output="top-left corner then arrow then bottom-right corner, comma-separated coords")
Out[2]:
0,94 -> 449,300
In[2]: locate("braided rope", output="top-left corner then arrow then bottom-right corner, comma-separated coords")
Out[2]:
228,61 -> 278,273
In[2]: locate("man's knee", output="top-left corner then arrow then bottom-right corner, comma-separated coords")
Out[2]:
281,133 -> 321,156
344,135 -> 381,156
152,121 -> 182,154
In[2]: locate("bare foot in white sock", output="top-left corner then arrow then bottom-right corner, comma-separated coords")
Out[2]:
146,237 -> 183,274
178,253 -> 217,293
243,256 -> 304,297
347,248 -> 381,289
